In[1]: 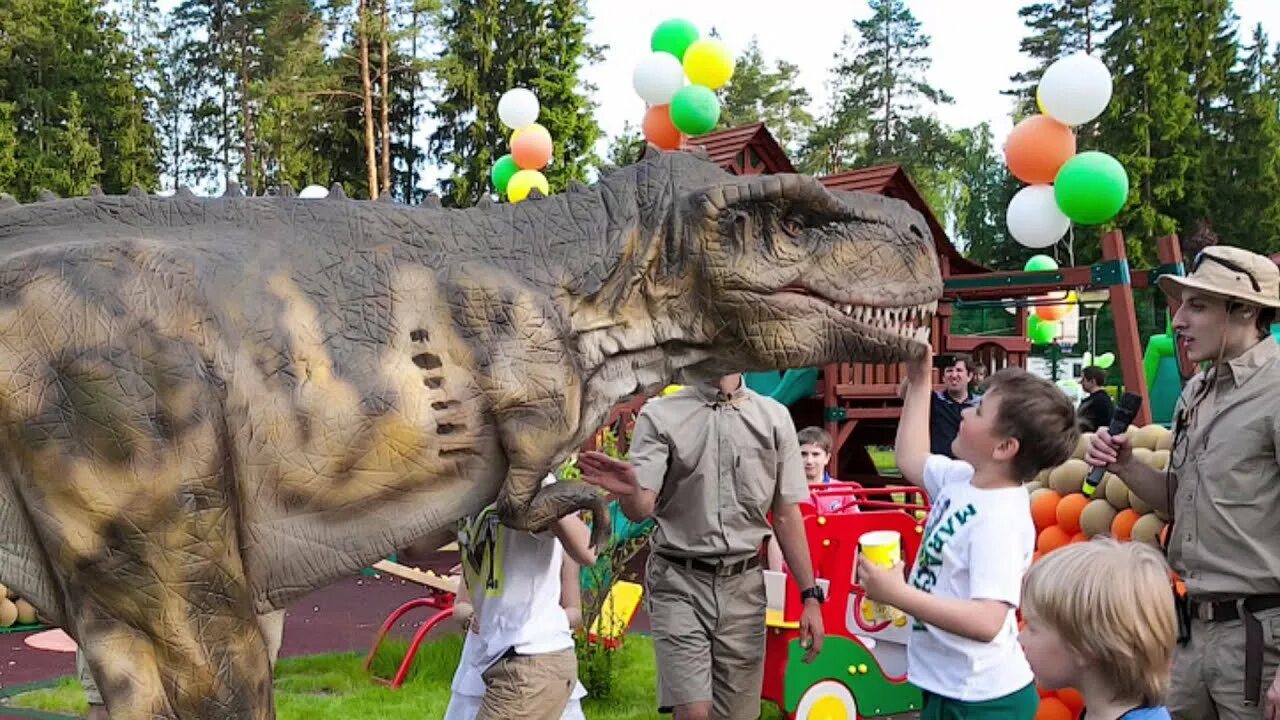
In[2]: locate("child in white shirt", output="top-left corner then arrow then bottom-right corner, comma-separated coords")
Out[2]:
859,348 -> 1078,719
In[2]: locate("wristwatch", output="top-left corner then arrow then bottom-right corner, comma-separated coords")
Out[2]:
800,585 -> 826,604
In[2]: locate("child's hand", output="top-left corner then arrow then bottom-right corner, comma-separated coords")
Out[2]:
905,346 -> 932,386
856,556 -> 907,604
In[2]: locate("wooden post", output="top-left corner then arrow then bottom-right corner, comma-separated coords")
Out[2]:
1102,231 -> 1152,425
1156,235 -> 1197,379
822,363 -> 841,478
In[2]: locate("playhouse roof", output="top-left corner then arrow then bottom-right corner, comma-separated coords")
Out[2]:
687,124 -> 989,276
688,122 -> 796,175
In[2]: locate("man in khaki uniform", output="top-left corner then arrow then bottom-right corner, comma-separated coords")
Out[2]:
579,374 -> 825,720
1087,246 -> 1280,720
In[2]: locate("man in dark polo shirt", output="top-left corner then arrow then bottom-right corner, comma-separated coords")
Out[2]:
1075,365 -> 1114,433
929,354 -> 978,457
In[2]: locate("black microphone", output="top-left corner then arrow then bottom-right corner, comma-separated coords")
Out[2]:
1083,392 -> 1144,497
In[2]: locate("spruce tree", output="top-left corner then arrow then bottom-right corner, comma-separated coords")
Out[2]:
427,0 -> 602,207
1099,0 -> 1198,266
717,37 -> 814,155
804,0 -> 957,216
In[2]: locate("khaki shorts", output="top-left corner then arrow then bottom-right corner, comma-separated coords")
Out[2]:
1169,606 -> 1280,720
645,553 -> 767,719
78,609 -> 287,706
475,647 -> 577,720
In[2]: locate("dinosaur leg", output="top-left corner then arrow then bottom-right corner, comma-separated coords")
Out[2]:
11,330 -> 274,719
493,403 -> 611,549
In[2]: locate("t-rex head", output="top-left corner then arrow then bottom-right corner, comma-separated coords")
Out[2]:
595,148 -> 942,378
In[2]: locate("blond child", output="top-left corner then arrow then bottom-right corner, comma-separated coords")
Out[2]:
859,347 -> 1078,719
1020,539 -> 1176,720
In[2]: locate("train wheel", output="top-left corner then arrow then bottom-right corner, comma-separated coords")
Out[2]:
794,679 -> 858,720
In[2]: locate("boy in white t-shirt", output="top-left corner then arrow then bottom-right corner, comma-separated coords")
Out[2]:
444,475 -> 597,720
859,348 -> 1078,719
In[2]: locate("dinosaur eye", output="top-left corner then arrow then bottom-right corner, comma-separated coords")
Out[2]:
781,215 -> 805,238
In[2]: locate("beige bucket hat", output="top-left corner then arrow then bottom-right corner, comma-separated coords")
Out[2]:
1157,245 -> 1280,309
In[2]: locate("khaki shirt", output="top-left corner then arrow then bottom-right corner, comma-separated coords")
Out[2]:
630,381 -> 810,561
1167,336 -> 1280,599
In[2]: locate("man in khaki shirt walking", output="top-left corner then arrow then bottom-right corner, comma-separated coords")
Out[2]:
579,373 -> 825,720
1087,246 -> 1280,720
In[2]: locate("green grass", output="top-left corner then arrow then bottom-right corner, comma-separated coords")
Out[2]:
869,446 -> 898,474
6,635 -> 788,719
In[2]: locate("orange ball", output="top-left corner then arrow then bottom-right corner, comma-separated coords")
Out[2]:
1038,525 -> 1071,554
1111,508 -> 1140,540
642,105 -> 683,150
1055,493 -> 1090,535
1032,550 -> 1044,564
1035,697 -> 1074,720
1070,531 -> 1088,544
1057,687 -> 1085,715
511,123 -> 553,170
1031,489 -> 1063,532
1005,114 -> 1077,184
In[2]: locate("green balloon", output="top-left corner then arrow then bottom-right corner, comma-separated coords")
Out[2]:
1028,315 -> 1060,345
1054,151 -> 1129,225
1024,254 -> 1058,273
651,18 -> 699,60
491,154 -> 518,194
669,85 -> 720,136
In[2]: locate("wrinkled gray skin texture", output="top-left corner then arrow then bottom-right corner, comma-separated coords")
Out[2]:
0,148 -> 940,719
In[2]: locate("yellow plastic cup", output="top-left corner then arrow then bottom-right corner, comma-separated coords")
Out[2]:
858,530 -> 905,624
859,530 -> 902,567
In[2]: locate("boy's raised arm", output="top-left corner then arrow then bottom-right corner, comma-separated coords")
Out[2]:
895,348 -> 933,487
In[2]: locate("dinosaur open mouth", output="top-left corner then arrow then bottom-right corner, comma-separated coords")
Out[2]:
839,301 -> 936,344
780,287 -> 936,345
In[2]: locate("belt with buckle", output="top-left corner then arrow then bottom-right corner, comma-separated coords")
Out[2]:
656,551 -> 760,576
1190,594 -> 1280,706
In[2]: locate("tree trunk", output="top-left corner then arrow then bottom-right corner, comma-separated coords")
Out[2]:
405,4 -> 419,201
239,0 -> 255,195
358,0 -> 379,198
379,0 -> 392,197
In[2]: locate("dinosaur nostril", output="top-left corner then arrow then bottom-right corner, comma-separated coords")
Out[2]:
909,224 -> 925,240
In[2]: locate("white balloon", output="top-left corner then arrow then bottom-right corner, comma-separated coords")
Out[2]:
1007,184 -> 1071,249
632,52 -> 685,106
298,184 -> 329,199
1038,53 -> 1113,126
498,88 -> 539,130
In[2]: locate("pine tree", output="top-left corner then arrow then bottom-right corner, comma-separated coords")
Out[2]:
717,37 -> 814,155
0,103 -> 16,192
1174,0 -> 1238,234
804,0 -> 957,216
1204,25 -> 1280,254
426,0 -> 602,207
1098,0 -> 1198,266
0,0 -> 158,200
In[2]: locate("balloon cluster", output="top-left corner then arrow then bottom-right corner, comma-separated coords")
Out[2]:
1021,255 -> 1078,344
1005,53 -> 1129,249
491,88 -> 554,203
631,18 -> 734,149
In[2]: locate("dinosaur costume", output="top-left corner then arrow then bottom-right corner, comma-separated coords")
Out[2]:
0,147 -> 941,719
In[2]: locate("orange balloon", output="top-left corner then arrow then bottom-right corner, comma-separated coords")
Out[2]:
1035,303 -> 1070,322
1005,114 -> 1077,184
1058,687 -> 1085,715
1035,697 -> 1074,720
1055,493 -> 1090,535
511,123 -> 553,170
1031,489 -> 1062,531
642,105 -> 683,150
1038,525 -> 1071,554
1111,508 -> 1140,540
